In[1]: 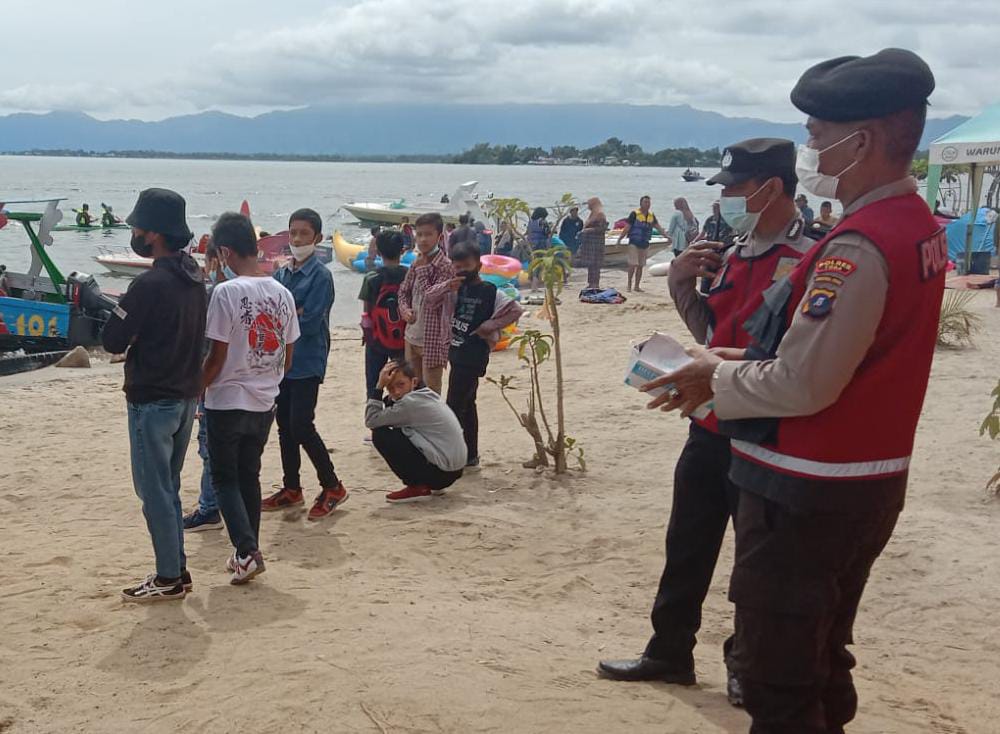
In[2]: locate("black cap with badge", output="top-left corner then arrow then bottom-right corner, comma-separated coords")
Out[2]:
790,48 -> 934,122
707,138 -> 797,187
126,188 -> 194,245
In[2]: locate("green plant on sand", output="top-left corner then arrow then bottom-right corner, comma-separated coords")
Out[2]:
937,290 -> 982,348
486,243 -> 583,474
980,379 -> 1000,494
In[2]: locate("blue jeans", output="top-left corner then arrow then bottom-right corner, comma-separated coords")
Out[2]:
127,398 -> 197,579
196,405 -> 218,514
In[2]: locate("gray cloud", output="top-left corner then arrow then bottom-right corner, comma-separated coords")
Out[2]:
0,0 -> 994,122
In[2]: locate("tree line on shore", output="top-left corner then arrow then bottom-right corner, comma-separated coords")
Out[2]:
5,138 -> 723,167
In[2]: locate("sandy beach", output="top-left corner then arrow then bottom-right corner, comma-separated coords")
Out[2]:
2,267 -> 999,734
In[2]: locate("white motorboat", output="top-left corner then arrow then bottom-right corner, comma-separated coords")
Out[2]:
603,235 -> 672,267
94,246 -> 206,277
342,181 -> 490,226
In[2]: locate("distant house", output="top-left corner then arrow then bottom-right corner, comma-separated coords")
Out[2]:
603,156 -> 619,166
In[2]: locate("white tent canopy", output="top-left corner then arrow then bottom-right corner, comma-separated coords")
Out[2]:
925,103 -> 1000,269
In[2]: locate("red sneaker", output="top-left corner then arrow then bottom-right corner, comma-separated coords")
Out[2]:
261,488 -> 304,512
308,483 -> 349,521
385,485 -> 433,504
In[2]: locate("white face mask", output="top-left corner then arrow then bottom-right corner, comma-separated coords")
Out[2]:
289,243 -> 316,262
719,180 -> 774,236
795,130 -> 862,199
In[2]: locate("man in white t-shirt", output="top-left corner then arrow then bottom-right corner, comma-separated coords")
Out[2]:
202,212 -> 300,585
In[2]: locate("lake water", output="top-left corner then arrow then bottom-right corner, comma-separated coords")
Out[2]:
0,156 -> 724,325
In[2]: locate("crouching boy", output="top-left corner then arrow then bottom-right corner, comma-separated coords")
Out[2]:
365,361 -> 466,504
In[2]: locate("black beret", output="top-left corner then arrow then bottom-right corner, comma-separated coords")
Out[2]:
707,138 -> 796,187
791,48 -> 934,122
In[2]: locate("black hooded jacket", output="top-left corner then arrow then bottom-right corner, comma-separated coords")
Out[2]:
102,252 -> 207,403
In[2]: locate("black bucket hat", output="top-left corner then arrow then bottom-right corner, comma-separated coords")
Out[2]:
126,188 -> 194,243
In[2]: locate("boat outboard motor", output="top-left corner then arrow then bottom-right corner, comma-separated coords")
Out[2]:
65,271 -> 118,347
66,271 -> 117,315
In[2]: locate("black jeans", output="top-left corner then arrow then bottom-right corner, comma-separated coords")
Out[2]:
206,408 -> 274,557
446,363 -> 481,461
365,343 -> 404,400
372,426 -> 463,490
645,423 -> 738,669
729,487 -> 902,734
275,376 -> 339,490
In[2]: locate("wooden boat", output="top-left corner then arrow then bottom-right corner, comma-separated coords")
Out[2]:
0,199 -> 118,367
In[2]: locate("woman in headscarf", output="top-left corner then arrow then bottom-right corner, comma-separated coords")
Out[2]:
578,197 -> 608,290
526,207 -> 551,293
667,197 -> 699,256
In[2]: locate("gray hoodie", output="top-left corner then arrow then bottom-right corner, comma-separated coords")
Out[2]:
365,387 -> 467,471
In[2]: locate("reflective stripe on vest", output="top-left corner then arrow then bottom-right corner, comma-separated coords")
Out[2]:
732,440 -> 911,479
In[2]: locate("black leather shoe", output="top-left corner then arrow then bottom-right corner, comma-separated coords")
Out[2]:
726,666 -> 744,707
597,656 -> 697,685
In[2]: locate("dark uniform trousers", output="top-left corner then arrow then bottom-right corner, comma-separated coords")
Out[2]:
644,423 -> 739,669
728,486 -> 902,734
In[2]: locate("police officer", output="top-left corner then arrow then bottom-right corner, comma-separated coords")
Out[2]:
598,139 -> 812,705
645,49 -> 942,733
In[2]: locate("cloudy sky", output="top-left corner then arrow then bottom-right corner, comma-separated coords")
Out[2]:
2,0 -> 995,122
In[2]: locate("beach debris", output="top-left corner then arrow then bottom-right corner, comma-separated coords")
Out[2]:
110,352 -> 127,364
55,346 -> 91,369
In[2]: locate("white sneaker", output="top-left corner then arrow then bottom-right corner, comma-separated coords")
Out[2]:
225,551 -> 237,573
230,551 -> 265,585
121,573 -> 186,603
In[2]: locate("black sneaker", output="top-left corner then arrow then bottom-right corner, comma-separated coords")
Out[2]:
181,569 -> 193,593
465,456 -> 481,472
121,574 -> 186,603
183,509 -> 222,532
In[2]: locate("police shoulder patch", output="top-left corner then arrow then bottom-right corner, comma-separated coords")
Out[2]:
814,257 -> 857,277
813,274 -> 845,288
802,287 -> 837,319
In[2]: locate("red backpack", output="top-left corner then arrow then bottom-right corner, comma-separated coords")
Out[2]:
371,279 -> 406,351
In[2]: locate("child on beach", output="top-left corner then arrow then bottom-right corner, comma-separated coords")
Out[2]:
444,242 -> 523,469
359,230 -> 408,400
366,360 -> 466,503
399,212 -> 455,394
264,208 -> 348,521
202,212 -> 299,584
183,244 -> 225,532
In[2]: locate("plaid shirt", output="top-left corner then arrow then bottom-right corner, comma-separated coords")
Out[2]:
399,249 -> 456,369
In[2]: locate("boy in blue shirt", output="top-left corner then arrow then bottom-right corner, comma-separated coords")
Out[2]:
263,208 -> 349,520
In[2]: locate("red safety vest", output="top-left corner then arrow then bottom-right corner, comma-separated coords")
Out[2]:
695,219 -> 811,433
730,192 -> 946,480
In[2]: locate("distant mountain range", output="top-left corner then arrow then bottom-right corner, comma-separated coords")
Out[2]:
0,105 -> 967,156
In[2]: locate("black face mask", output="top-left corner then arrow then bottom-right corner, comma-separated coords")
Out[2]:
461,269 -> 479,283
131,232 -> 153,257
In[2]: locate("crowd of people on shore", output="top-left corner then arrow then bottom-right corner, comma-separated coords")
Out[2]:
104,197 -> 521,595
96,43 -> 947,734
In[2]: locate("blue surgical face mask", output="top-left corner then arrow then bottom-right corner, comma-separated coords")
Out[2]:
223,265 -> 238,281
207,270 -> 218,284
719,180 -> 774,236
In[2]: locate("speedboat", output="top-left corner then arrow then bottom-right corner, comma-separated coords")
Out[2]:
342,182 -> 489,226
94,246 -> 207,277
682,169 -> 705,182
604,237 -> 671,267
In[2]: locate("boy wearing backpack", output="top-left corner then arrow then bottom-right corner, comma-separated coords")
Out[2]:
359,230 -> 408,400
